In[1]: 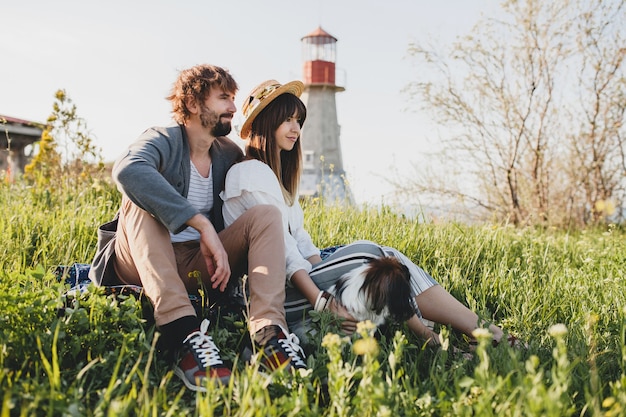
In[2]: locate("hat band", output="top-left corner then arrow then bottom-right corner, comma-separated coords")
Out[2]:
243,83 -> 282,117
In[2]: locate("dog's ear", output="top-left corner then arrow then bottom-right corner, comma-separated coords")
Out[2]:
361,257 -> 414,321
388,262 -> 414,322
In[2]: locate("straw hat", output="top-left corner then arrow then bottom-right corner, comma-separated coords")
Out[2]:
239,79 -> 304,139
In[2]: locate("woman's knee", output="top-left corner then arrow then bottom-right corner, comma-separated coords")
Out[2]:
245,204 -> 282,226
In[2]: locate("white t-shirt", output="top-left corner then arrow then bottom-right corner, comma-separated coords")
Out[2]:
170,162 -> 213,243
220,159 -> 319,281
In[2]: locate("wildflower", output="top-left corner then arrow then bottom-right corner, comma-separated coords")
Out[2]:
353,337 -> 379,356
605,200 -> 616,216
595,200 -> 606,212
356,320 -> 377,337
525,355 -> 540,373
548,323 -> 568,338
322,333 -> 343,349
603,397 -> 616,408
91,180 -> 104,192
595,199 -> 616,216
188,270 -> 201,281
587,313 -> 599,326
471,327 -> 492,341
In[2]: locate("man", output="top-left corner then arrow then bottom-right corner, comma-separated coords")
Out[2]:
89,64 -> 306,392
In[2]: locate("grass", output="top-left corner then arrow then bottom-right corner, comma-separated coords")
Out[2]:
1,180 -> 626,416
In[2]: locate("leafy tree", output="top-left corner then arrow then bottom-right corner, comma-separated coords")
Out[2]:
25,89 -> 104,189
401,0 -> 625,227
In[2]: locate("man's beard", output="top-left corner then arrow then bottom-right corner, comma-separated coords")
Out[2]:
200,104 -> 232,137
211,120 -> 232,137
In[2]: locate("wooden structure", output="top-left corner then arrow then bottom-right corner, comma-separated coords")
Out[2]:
0,115 -> 43,181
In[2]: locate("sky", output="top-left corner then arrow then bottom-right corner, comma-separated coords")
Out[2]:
1,0 -> 504,206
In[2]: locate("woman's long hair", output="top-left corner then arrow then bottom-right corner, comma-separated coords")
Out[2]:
245,93 -> 306,205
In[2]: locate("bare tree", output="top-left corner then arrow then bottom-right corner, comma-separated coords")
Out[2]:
401,0 -> 625,226
566,1 -> 626,224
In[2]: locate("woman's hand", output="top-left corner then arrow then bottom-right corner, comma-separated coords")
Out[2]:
291,271 -> 359,334
327,296 -> 358,334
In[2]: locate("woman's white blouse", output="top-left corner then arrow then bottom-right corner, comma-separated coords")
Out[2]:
220,159 -> 319,282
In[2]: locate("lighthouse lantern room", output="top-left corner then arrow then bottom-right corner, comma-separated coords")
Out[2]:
301,27 -> 339,86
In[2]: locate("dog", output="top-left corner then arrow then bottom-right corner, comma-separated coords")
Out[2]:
328,256 -> 416,327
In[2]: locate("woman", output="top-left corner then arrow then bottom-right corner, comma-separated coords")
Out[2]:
221,79 -> 516,347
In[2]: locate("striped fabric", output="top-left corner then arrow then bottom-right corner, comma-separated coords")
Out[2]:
285,240 -> 438,331
171,163 -> 213,243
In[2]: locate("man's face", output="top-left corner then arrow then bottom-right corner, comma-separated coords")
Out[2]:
199,87 -> 237,137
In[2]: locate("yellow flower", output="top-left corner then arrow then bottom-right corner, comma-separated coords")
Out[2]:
595,200 -> 606,212
322,333 -> 343,349
603,397 -> 616,408
605,200 -> 616,216
595,199 -> 616,216
353,338 -> 379,356
356,320 -> 377,337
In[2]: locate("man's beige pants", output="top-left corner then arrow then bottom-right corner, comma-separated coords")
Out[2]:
113,196 -> 287,334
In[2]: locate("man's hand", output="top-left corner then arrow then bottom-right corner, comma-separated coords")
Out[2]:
188,214 -> 231,291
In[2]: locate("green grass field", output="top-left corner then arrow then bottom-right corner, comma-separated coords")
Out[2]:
1,181 -> 625,416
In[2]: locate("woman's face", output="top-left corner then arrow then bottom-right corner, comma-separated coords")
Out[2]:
275,113 -> 301,152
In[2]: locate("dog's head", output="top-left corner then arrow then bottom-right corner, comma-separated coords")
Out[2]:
333,256 -> 415,325
360,256 -> 414,322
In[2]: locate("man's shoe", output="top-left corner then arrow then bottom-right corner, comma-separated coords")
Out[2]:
244,325 -> 307,373
173,319 -> 231,391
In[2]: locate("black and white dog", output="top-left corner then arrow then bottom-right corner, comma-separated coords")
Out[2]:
328,256 -> 416,326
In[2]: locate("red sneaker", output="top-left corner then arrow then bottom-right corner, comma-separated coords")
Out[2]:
173,319 -> 231,391
244,325 -> 307,373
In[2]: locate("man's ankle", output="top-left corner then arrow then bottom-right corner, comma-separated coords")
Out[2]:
158,315 -> 199,357
253,324 -> 281,345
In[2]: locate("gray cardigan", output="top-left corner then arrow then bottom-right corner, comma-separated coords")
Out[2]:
89,124 -> 243,286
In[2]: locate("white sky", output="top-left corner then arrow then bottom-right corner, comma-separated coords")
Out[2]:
1,0 -> 504,205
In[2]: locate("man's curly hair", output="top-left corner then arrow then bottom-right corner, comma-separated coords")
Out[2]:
166,64 -> 238,124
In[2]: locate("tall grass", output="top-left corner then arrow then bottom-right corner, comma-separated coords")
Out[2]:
1,181 -> 626,415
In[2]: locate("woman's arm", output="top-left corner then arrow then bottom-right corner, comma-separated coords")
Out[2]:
222,160 -> 314,279
289,201 -> 320,260
307,254 -> 322,265
223,161 -> 357,331
406,315 -> 439,346
290,268 -> 357,334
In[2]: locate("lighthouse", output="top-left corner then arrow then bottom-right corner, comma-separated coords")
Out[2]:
299,26 -> 353,203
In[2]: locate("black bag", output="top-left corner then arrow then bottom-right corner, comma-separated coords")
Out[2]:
88,214 -> 120,286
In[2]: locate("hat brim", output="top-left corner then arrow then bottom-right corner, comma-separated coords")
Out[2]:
240,80 -> 304,139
